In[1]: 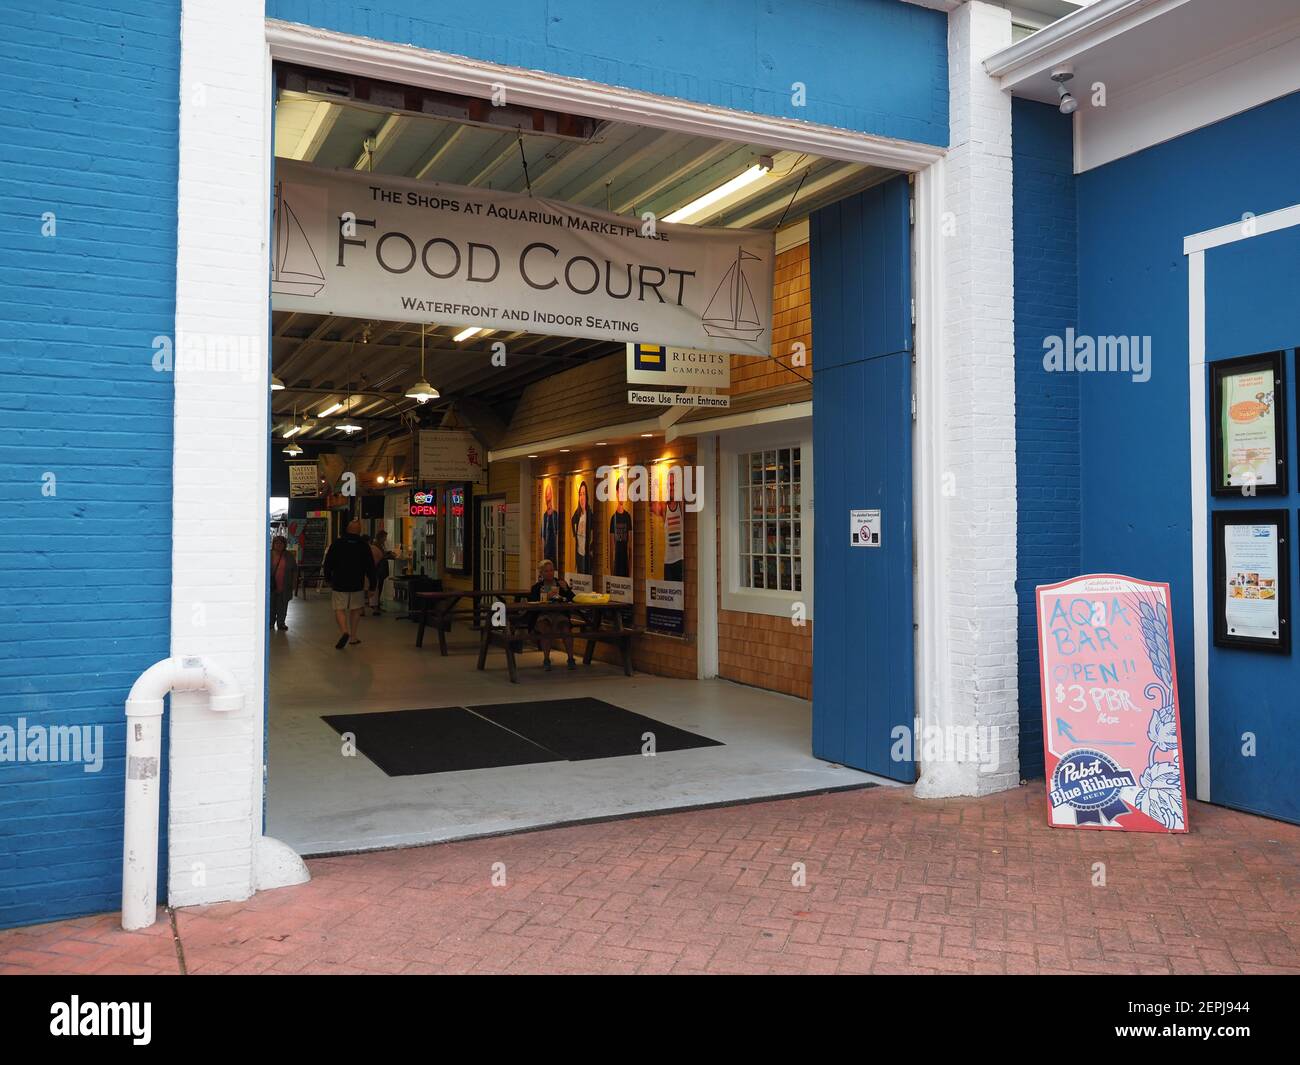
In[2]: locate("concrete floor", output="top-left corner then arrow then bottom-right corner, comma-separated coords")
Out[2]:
268,593 -> 888,855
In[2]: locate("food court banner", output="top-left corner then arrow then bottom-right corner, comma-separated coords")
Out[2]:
272,159 -> 774,357
646,467 -> 686,636
1035,574 -> 1188,833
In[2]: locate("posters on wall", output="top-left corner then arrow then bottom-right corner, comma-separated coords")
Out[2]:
1213,510 -> 1290,652
272,159 -> 774,356
1035,574 -> 1188,833
418,430 -> 486,485
601,466 -> 634,623
537,474 -> 564,582
1212,352 -> 1285,493
646,464 -> 686,636
565,472 -> 597,594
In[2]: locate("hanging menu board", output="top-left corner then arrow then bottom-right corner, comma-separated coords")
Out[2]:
288,463 -> 320,498
1035,574 -> 1189,833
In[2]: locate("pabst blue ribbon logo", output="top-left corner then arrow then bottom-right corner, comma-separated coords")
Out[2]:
1049,748 -> 1136,826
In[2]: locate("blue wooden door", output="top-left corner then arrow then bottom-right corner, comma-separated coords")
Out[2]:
809,176 -> 915,782
1203,226 -> 1300,823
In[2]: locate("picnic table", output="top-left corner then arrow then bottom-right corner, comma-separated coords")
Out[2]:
477,600 -> 643,683
415,588 -> 532,655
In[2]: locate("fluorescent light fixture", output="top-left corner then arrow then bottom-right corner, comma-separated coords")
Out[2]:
270,374 -> 285,391
282,424 -> 302,439
663,162 -> 771,224
453,326 -> 485,343
640,432 -> 654,438
318,402 -> 343,417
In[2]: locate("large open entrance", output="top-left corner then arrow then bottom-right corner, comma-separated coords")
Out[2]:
263,56 -> 920,855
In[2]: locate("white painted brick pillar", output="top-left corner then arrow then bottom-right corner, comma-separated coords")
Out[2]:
169,0 -> 305,908
915,0 -> 1019,798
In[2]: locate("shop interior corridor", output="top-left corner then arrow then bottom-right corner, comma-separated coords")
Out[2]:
267,594 -> 887,855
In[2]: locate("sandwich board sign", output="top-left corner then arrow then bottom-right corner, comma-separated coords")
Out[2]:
1035,574 -> 1188,832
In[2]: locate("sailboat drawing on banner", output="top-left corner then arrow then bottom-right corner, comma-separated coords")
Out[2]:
272,180 -> 326,298
703,246 -> 765,343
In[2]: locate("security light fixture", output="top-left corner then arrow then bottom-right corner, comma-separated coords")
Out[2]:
1051,66 -> 1078,115
406,323 -> 441,404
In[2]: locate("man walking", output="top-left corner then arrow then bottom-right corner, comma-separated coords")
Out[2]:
322,518 -> 376,650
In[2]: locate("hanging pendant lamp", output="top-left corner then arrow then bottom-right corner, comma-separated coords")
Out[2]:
405,323 -> 440,404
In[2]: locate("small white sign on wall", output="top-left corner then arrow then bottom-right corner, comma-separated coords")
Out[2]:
850,508 -> 881,547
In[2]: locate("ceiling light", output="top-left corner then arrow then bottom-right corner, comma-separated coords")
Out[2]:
453,326 -> 486,343
640,433 -> 654,438
406,323 -> 441,404
559,448 -> 570,453
663,160 -> 772,224
336,422 -> 363,434
282,424 -> 301,439
270,374 -> 285,391
377,476 -> 386,484
318,402 -> 343,417
527,454 -> 539,459
595,442 -> 607,446
282,440 -> 303,456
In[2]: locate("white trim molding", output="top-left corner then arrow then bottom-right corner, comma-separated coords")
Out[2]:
266,20 -> 947,173
1183,201 -> 1300,803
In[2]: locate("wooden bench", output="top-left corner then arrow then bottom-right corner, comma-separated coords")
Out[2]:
415,589 -> 531,656
475,601 -> 642,683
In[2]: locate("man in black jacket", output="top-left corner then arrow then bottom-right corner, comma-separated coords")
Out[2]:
323,519 -> 376,650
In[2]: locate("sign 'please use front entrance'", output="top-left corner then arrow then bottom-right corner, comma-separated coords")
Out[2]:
1035,574 -> 1189,833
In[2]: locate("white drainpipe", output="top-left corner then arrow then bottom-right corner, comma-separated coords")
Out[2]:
122,655 -> 244,931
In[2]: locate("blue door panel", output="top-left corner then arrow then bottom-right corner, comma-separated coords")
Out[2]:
810,175 -> 915,782
1204,225 -> 1300,824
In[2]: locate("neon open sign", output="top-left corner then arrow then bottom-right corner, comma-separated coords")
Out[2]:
409,489 -> 438,517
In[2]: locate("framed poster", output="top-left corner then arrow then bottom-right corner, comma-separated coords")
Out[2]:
565,472 -> 597,593
1210,351 -> 1285,496
537,475 -> 564,576
601,465 -> 634,625
646,464 -> 686,636
1213,509 -> 1290,653
1035,574 -> 1188,832
444,484 -> 471,574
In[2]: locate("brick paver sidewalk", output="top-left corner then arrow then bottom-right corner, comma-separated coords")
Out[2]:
2,785 -> 1297,974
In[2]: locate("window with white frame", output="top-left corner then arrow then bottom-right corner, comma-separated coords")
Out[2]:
738,446 -> 803,593
720,423 -> 812,618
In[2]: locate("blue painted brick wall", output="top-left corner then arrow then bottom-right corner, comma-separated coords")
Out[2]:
1012,98 -> 1079,779
0,0 -> 179,928
267,0 -> 950,146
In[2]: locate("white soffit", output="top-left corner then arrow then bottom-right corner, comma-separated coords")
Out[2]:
985,0 -> 1300,172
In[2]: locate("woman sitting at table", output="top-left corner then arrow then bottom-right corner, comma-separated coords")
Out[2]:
528,559 -> 576,671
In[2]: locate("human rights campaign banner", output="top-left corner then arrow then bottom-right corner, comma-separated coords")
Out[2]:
1035,574 -> 1189,833
272,159 -> 774,356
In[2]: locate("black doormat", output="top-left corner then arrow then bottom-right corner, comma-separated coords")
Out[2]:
467,697 -> 723,761
322,706 -> 565,777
